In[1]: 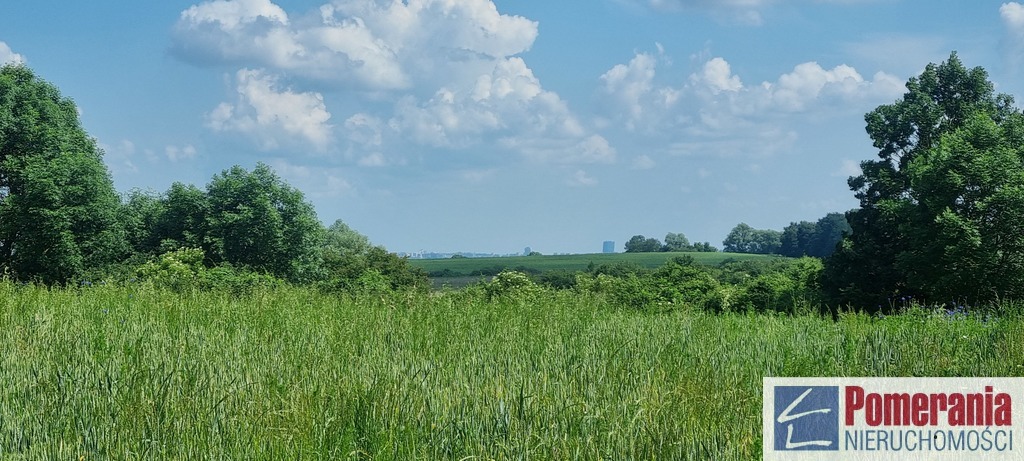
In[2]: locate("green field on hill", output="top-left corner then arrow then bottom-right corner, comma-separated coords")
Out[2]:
409,251 -> 780,277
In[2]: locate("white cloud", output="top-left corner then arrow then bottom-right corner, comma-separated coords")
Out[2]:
762,62 -> 897,112
690,57 -> 742,94
165,144 -> 198,162
0,42 -> 24,65
207,68 -> 333,149
180,0 -> 603,166
386,56 -> 604,161
1003,2 -> 1024,66
601,52 -> 658,125
568,170 -> 598,187
181,0 -> 289,29
1003,2 -> 1024,29
599,50 -> 904,159
174,0 -> 538,91
511,134 -> 617,165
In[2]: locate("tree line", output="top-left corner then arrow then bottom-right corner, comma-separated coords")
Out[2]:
624,212 -> 850,258
0,64 -> 427,291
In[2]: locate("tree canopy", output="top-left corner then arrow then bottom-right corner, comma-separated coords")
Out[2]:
722,223 -> 781,254
778,213 -> 850,258
0,64 -> 124,283
824,52 -> 1024,308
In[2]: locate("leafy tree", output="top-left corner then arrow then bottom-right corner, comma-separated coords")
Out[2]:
204,163 -> 323,283
691,241 -> 718,252
779,221 -> 817,257
723,223 -> 781,254
624,234 -> 662,253
154,183 -> 209,254
320,245 -> 428,292
323,219 -> 371,256
779,213 -> 850,258
663,232 -> 691,251
824,52 -> 1022,307
809,212 -> 851,258
0,64 -> 124,283
121,190 -> 165,258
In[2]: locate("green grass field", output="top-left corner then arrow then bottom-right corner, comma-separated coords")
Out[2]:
409,251 -> 779,276
1,281 -> 1021,459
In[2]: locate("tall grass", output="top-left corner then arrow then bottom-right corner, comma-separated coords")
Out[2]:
0,282 -> 1021,459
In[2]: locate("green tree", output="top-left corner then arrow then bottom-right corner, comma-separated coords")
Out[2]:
204,163 -> 323,283
154,183 -> 209,254
723,224 -> 780,254
663,232 -> 691,251
779,221 -> 817,257
809,212 -> 851,258
824,52 -> 1021,307
0,64 -> 124,283
624,234 -> 662,253
323,219 -> 371,256
779,213 -> 849,258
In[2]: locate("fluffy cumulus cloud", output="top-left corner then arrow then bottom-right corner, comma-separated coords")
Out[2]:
207,68 -> 333,150
1003,2 -> 1024,30
173,0 -> 538,91
0,41 -> 24,65
177,0 -> 608,168
1003,2 -> 1024,64
600,49 -> 904,158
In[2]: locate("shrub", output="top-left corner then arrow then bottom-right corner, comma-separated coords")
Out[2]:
574,273 -> 617,294
484,270 -> 541,300
538,270 -> 577,290
135,248 -> 206,291
202,265 -> 284,295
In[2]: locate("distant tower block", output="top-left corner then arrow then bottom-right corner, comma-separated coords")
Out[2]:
603,241 -> 615,253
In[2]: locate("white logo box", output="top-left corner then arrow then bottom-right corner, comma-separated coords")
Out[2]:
763,377 -> 1024,461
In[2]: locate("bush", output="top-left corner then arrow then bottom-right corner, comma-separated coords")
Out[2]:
574,273 -> 617,294
484,271 -> 541,300
135,248 -> 285,294
135,248 -> 206,291
202,265 -> 284,295
538,270 -> 577,290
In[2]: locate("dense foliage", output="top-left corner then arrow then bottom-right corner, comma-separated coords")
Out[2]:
624,232 -> 717,253
824,53 -> 1024,310
722,223 -> 781,254
778,212 -> 850,258
0,65 -> 124,283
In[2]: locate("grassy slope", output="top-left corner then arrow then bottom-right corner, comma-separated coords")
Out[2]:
408,251 -> 779,275
1,282 -> 1021,459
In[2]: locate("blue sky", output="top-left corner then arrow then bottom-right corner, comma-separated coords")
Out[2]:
2,1 -> 1022,255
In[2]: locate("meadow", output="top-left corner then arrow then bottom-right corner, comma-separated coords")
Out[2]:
1,281 -> 1021,459
410,252 -> 777,287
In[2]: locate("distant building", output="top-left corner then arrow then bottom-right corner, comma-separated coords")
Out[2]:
524,246 -> 532,256
603,241 -> 615,253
